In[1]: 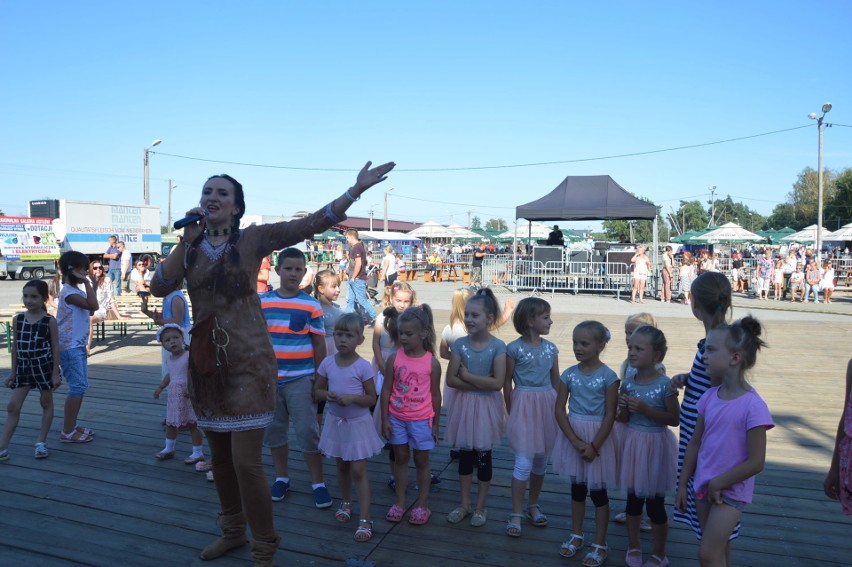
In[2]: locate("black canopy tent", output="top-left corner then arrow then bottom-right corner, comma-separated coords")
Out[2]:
515,175 -> 656,221
512,175 -> 659,291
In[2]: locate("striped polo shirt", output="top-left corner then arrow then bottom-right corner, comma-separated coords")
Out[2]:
260,290 -> 325,384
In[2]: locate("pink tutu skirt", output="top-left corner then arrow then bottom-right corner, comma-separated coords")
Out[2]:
507,388 -> 558,457
442,383 -> 458,417
319,412 -> 385,462
445,390 -> 506,451
619,426 -> 677,497
552,416 -> 618,490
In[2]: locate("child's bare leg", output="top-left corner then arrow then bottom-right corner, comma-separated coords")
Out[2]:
189,423 -> 203,446
392,443 -> 410,508
0,388 -> 28,450
651,520 -> 669,560
37,390 -> 54,444
459,474 -> 472,510
413,449 -> 430,509
351,459 -> 371,521
475,481 -> 490,513
528,472 -> 545,506
698,500 -> 740,567
165,425 -> 177,440
571,498 -> 586,534
626,512 -> 642,550
336,458 -> 352,503
511,476 -> 527,516
63,395 -> 83,435
593,501 -> 609,546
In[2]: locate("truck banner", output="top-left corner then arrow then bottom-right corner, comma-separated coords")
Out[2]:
0,216 -> 61,260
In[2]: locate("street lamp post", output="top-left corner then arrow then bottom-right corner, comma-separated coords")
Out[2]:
143,139 -> 162,205
167,180 -> 177,230
383,187 -> 395,232
809,103 -> 832,259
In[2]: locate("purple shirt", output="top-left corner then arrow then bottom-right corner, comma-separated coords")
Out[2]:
317,356 -> 375,419
694,386 -> 774,503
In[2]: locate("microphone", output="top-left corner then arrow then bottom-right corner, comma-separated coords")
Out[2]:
173,209 -> 208,230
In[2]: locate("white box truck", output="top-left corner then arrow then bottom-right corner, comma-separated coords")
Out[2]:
51,200 -> 162,261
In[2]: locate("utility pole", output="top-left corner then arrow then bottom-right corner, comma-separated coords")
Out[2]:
709,186 -> 717,228
167,179 -> 176,230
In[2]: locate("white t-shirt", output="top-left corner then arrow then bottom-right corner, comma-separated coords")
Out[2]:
58,284 -> 90,350
120,250 -> 132,273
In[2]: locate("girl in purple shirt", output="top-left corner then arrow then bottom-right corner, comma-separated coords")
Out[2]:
677,316 -> 774,567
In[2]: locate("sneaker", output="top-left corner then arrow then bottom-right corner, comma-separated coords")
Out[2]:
271,479 -> 290,502
313,485 -> 332,509
34,442 -> 48,459
0,449 -> 9,462
414,473 -> 442,492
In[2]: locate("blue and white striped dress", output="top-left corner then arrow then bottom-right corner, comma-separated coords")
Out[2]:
673,339 -> 740,540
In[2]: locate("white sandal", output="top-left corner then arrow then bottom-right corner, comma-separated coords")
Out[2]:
582,543 -> 608,567
559,532 -> 584,558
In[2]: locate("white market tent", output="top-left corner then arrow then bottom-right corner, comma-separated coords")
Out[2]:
497,221 -> 555,240
827,222 -> 852,241
357,230 -> 421,243
406,221 -> 458,239
780,224 -> 837,243
692,222 -> 764,243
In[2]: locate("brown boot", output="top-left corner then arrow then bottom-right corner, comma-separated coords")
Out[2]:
250,534 -> 280,567
199,512 -> 247,560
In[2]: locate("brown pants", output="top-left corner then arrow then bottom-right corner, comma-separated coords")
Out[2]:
205,428 -> 277,542
661,270 -> 673,302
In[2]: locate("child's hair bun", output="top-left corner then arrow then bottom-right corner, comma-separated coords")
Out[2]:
738,315 -> 762,339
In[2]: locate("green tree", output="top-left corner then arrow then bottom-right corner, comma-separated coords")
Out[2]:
825,168 -> 852,230
470,216 -> 482,230
766,203 -> 799,230
602,196 -> 666,243
485,218 -> 507,231
669,200 -> 709,234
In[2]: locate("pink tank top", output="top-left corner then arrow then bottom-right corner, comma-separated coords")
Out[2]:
388,350 -> 434,423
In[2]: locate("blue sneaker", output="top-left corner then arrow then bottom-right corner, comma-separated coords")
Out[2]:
271,479 -> 289,502
313,485 -> 332,509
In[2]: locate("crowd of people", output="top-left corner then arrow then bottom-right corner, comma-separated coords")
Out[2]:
2,167 -> 851,567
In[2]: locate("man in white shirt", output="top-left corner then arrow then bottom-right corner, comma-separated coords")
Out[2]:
118,241 -> 132,295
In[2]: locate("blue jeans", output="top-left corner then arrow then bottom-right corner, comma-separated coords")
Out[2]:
60,348 -> 88,397
108,268 -> 122,296
346,279 -> 377,320
804,283 -> 819,302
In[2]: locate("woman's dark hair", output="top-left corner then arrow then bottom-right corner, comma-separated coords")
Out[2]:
23,279 -> 50,311
691,271 -> 732,329
186,174 -> 247,293
89,260 -> 106,287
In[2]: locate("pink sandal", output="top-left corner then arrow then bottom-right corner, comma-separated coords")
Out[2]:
385,504 -> 404,523
408,506 -> 431,525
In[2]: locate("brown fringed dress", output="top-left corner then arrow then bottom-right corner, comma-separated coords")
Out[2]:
151,203 -> 344,432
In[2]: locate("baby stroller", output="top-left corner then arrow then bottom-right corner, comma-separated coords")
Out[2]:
366,264 -> 380,304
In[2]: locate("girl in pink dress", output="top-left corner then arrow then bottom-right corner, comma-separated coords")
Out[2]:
314,313 -> 384,542
153,324 -> 204,464
504,297 -> 559,538
676,317 -> 774,566
824,358 -> 852,517
618,326 -> 679,567
445,288 -> 507,529
552,320 -> 619,567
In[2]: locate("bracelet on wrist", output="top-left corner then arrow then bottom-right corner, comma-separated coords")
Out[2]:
590,442 -> 600,456
344,188 -> 360,203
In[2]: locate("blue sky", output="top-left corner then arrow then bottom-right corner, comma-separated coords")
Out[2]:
1,1 -> 850,232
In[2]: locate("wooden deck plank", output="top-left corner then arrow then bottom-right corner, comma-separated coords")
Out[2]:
1,306 -> 852,566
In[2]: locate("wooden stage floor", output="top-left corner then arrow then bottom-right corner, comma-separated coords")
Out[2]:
1,303 -> 851,566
